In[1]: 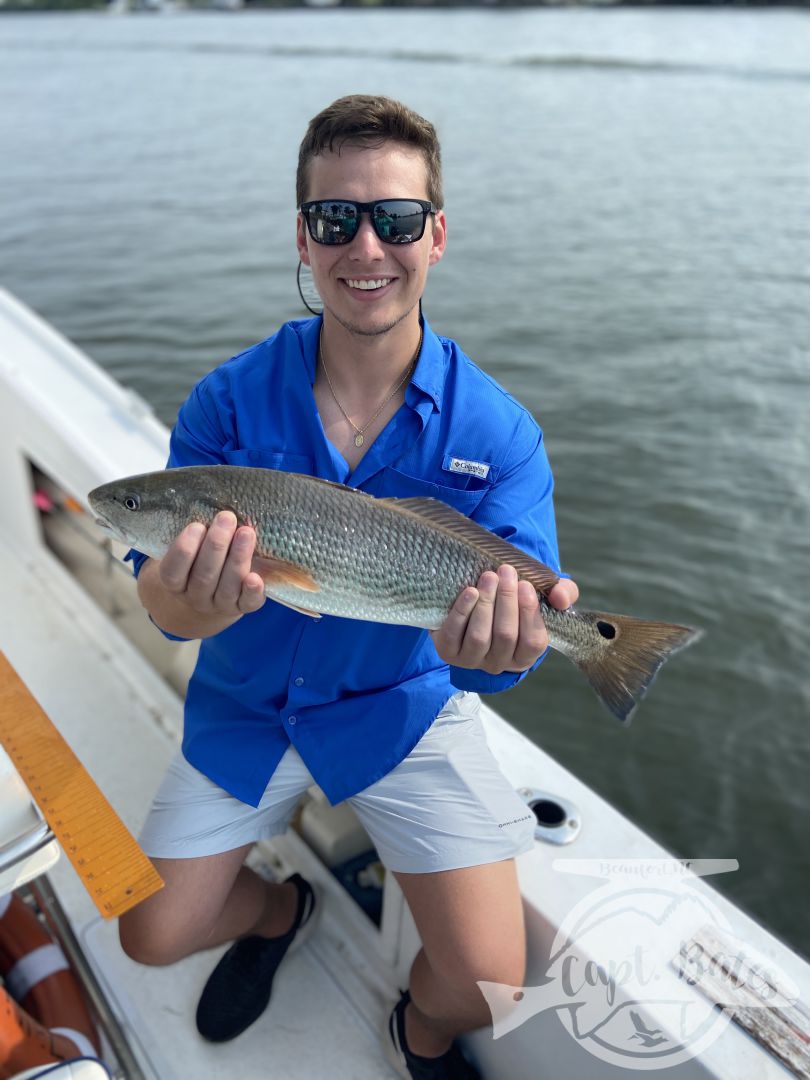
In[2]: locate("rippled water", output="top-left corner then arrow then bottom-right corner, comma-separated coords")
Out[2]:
2,7 -> 809,957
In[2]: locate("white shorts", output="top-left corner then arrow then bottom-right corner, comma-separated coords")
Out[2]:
138,691 -> 536,874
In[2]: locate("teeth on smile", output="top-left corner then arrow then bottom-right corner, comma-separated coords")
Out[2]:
346,278 -> 391,291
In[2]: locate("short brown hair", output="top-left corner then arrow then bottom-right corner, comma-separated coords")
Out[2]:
296,95 -> 443,209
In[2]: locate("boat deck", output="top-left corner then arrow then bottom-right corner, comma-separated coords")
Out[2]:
0,532 -> 397,1079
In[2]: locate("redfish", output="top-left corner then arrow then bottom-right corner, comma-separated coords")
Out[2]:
88,465 -> 701,723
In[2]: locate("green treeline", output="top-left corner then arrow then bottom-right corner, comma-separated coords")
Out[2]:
1,0 -> 806,10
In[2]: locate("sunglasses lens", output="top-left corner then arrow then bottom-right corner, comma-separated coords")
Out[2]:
373,201 -> 427,244
305,202 -> 359,245
302,200 -> 431,245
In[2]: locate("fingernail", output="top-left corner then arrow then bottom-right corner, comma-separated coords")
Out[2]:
500,565 -> 517,584
216,511 -> 235,527
187,522 -> 205,540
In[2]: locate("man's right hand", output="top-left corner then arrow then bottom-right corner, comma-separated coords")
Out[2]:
138,511 -> 266,639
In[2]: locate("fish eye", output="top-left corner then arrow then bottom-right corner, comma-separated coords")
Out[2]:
123,494 -> 140,511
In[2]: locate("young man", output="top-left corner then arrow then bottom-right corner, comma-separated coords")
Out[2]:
120,95 -> 578,1080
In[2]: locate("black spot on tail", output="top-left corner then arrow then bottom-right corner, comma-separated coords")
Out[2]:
575,611 -> 703,723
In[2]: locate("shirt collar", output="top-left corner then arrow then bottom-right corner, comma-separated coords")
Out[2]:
300,317 -> 320,384
298,314 -> 445,413
410,315 -> 445,413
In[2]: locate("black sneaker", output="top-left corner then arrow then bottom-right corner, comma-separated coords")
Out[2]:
195,872 -> 319,1042
385,991 -> 481,1080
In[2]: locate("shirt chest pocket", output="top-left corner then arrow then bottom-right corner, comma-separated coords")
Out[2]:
381,466 -> 490,517
222,449 -> 313,474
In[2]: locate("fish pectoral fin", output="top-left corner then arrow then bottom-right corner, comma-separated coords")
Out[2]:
252,556 -> 320,593
379,496 -> 560,595
268,595 -> 322,620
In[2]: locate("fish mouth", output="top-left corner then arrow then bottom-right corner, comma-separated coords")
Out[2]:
93,515 -> 128,544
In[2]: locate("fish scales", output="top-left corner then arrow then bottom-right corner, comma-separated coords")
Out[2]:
88,465 -> 702,723
239,468 -> 491,626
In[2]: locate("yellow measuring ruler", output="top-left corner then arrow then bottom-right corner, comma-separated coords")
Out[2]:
0,650 -> 164,918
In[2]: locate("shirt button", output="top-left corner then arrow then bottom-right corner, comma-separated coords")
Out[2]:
288,715 -> 297,725
294,677 -> 304,687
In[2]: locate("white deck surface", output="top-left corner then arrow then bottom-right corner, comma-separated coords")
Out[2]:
0,534 -> 398,1080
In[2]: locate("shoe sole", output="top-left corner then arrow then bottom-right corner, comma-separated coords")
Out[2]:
382,1000 -> 413,1080
287,879 -> 322,957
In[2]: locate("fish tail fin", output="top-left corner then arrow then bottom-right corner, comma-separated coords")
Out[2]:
572,610 -> 702,724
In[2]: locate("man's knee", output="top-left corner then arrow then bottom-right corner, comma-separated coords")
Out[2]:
118,909 -> 190,967
434,947 -> 527,1009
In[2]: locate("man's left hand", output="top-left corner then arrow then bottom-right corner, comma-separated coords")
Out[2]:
430,565 -> 580,675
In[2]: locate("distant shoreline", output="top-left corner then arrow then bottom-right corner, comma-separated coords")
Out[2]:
2,0 -> 809,10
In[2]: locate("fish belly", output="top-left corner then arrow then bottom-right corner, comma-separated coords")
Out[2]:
263,578 -> 449,629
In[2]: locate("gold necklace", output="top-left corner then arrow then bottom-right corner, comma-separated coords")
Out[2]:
319,325 -> 423,449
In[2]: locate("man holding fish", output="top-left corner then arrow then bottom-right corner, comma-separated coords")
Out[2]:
116,94 -> 581,1079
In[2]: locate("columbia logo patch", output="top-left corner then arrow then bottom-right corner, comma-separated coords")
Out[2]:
447,457 -> 490,480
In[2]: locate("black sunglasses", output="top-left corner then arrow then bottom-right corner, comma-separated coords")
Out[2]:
300,199 -> 436,246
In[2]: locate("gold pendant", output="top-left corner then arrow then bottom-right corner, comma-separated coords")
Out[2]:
354,433 -> 365,448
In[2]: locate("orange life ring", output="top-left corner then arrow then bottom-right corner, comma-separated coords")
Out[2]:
0,891 -> 101,1079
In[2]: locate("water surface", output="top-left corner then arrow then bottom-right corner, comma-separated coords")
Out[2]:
2,6 -> 809,957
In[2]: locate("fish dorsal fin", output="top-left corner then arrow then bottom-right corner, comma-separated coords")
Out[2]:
378,496 -> 560,596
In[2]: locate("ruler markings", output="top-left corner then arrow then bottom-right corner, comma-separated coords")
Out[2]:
52,813 -> 129,851
0,652 -> 164,919
74,841 -> 149,878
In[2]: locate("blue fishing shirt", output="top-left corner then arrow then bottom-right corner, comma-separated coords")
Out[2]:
126,316 -> 562,807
